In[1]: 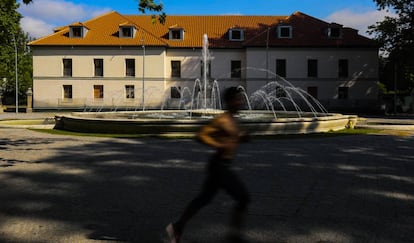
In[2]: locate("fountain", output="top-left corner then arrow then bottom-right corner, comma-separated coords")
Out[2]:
54,34 -> 357,136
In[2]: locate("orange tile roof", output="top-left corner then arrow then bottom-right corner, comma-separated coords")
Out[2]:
69,22 -> 87,27
119,21 -> 136,27
29,11 -> 377,48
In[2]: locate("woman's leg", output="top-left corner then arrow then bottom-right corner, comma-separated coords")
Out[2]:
174,170 -> 219,234
220,168 -> 250,237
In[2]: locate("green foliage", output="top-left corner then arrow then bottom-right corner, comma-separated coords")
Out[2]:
0,0 -> 33,105
377,82 -> 388,94
369,0 -> 414,53
138,0 -> 166,24
0,0 -> 21,80
369,0 -> 414,93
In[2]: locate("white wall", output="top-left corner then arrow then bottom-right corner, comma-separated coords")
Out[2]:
246,48 -> 378,79
32,46 -> 379,110
245,48 -> 379,100
32,46 -> 166,108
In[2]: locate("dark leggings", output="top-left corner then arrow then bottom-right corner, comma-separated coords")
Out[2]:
175,156 -> 250,232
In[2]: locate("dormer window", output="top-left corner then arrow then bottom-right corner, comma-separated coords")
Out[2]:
229,29 -> 244,41
169,28 -> 184,40
277,26 -> 292,38
119,26 -> 136,38
69,25 -> 88,38
327,27 -> 342,38
326,23 -> 343,38
72,27 -> 82,37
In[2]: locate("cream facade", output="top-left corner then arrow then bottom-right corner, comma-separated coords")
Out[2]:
33,46 -> 166,109
245,48 -> 378,102
30,12 -> 379,111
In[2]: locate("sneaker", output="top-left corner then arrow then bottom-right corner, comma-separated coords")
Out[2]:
166,223 -> 181,243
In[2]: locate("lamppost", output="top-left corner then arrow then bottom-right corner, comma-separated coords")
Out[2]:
266,27 -> 270,82
141,38 -> 145,111
12,34 -> 18,113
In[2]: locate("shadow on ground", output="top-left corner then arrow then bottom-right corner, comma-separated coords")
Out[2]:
0,132 -> 414,242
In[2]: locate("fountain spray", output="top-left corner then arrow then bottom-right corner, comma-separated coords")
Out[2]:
202,34 -> 208,109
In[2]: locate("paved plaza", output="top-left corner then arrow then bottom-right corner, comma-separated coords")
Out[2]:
0,115 -> 414,242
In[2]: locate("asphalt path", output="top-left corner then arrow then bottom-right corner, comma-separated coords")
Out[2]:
1,125 -> 413,242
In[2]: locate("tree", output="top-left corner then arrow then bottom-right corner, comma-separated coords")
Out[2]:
0,0 -> 33,106
138,0 -> 166,24
22,0 -> 166,23
368,0 -> 414,93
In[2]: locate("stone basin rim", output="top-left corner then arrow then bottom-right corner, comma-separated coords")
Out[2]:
53,110 -> 358,135
62,110 -> 354,123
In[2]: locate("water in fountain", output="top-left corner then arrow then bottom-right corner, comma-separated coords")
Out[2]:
247,68 -> 329,118
189,34 -> 219,110
160,34 -> 328,119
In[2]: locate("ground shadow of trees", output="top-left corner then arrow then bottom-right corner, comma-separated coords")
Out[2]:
0,133 -> 413,242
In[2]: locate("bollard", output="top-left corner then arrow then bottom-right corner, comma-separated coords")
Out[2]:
26,87 -> 33,113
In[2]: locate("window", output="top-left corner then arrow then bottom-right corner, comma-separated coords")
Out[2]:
307,59 -> 318,78
277,26 -> 292,38
328,27 -> 342,38
338,87 -> 349,99
307,86 -> 318,99
171,61 -> 181,78
125,59 -> 135,77
94,85 -> 104,99
171,87 -> 181,99
94,59 -> 103,77
200,61 -> 211,78
231,60 -> 241,78
120,26 -> 134,38
63,59 -> 72,77
276,59 -> 286,78
229,29 -> 244,41
70,27 -> 83,38
338,59 -> 348,78
169,29 -> 184,40
126,85 -> 135,99
63,85 -> 72,99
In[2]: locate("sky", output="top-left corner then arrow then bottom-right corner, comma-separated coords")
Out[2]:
18,0 -> 396,39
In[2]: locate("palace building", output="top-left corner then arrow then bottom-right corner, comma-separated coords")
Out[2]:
29,11 -> 379,111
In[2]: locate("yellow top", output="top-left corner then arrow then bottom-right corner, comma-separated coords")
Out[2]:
197,112 -> 247,160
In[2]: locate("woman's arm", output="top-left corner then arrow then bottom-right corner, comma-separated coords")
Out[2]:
196,120 -> 222,149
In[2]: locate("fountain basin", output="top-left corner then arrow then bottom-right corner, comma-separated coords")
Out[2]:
54,110 -> 357,136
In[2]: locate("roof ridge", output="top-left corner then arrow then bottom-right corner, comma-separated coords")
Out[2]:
28,11 -> 120,45
288,11 -> 329,25
28,26 -> 68,45
82,10 -> 119,25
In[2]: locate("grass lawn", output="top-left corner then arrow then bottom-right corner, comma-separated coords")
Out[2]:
0,119 -> 46,125
28,127 -> 384,139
